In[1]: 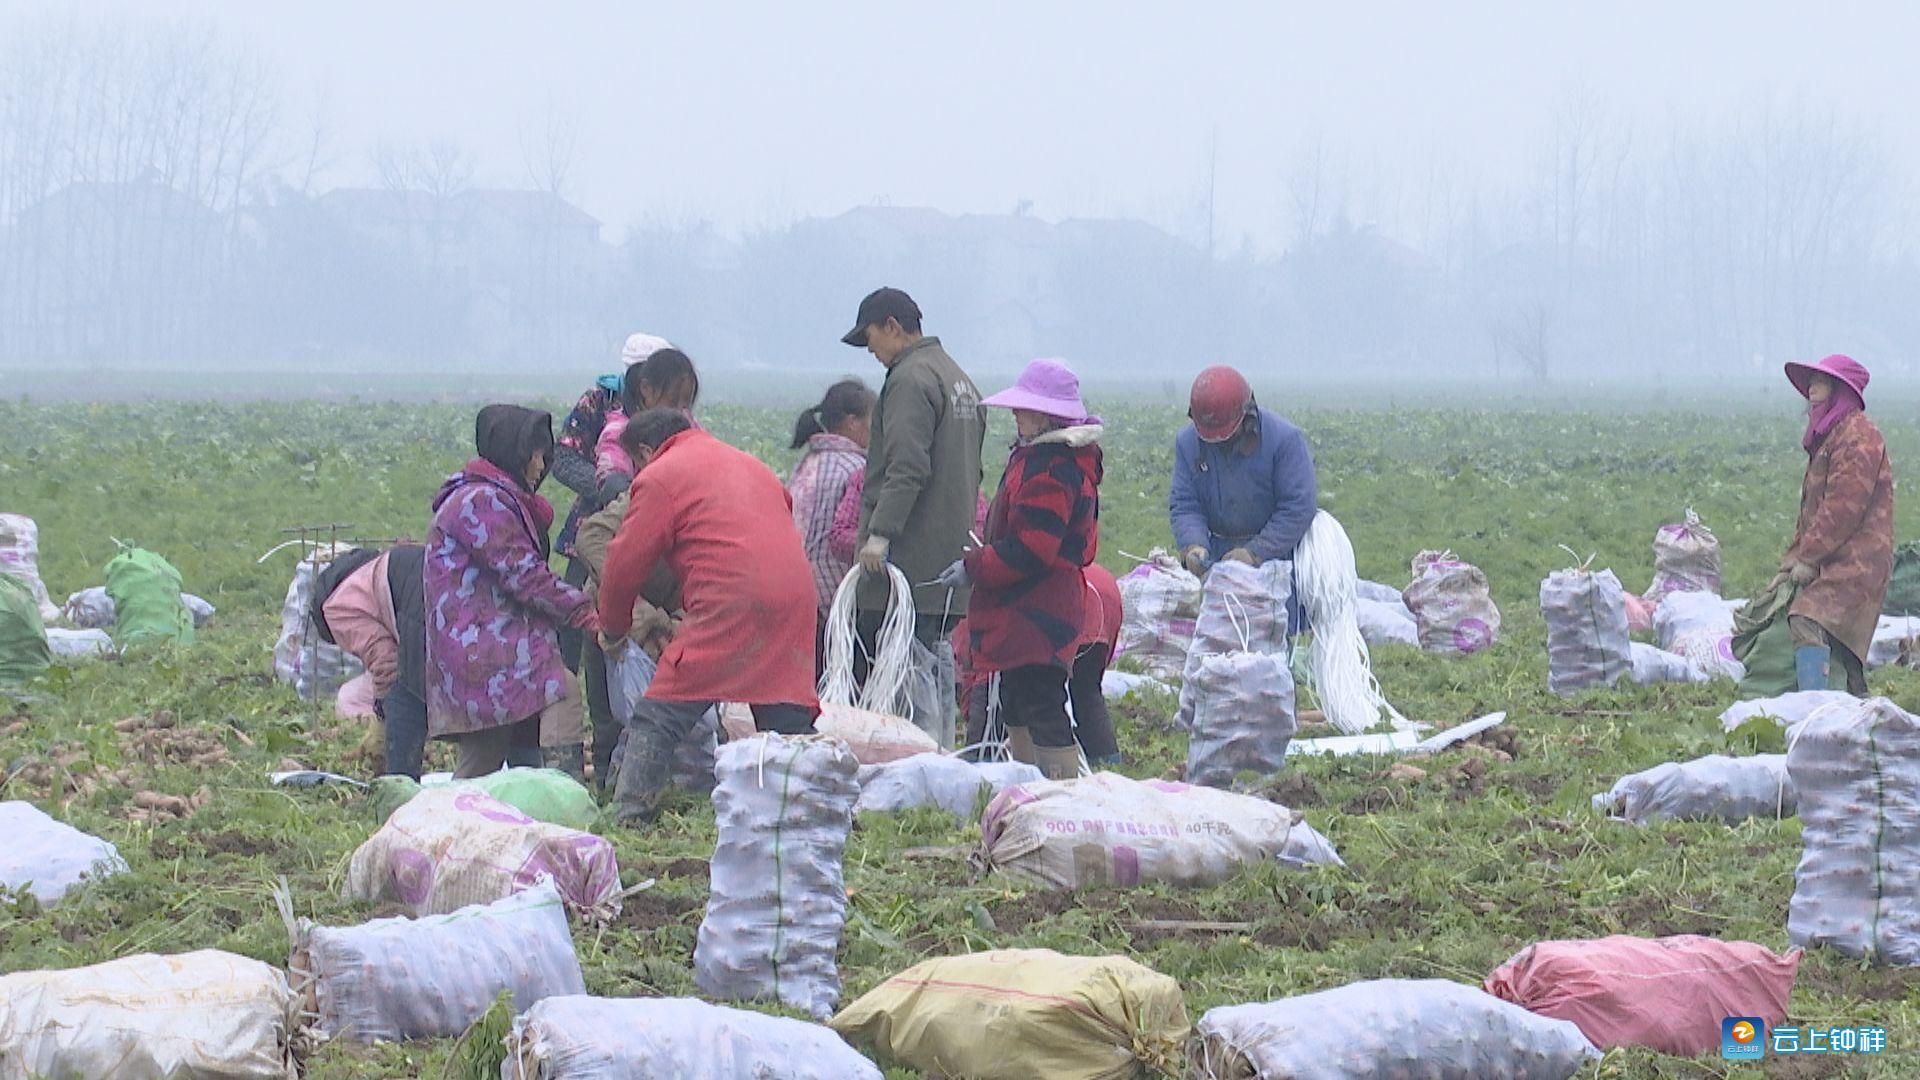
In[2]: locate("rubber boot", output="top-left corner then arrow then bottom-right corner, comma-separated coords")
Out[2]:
1006,724 -> 1037,765
1796,645 -> 1832,692
545,744 -> 587,784
613,725 -> 677,825
1035,745 -> 1082,781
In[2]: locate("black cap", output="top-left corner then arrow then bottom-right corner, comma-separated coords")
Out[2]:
841,287 -> 921,347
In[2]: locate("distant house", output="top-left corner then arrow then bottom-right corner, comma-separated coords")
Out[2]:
319,187 -> 605,361
1,179 -> 226,361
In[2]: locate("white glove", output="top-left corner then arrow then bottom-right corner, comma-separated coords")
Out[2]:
859,535 -> 891,575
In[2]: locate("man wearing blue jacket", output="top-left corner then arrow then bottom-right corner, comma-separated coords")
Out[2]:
1169,365 -> 1318,578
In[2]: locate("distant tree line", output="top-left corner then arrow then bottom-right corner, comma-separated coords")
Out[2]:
1,22 -> 1913,383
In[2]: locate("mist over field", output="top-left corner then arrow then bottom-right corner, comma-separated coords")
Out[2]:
3,2 -> 1919,401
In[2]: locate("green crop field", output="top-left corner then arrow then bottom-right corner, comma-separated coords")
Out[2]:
5,397 -> 1920,1078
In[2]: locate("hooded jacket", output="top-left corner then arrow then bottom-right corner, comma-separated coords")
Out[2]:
424,408 -> 589,737
317,545 -> 427,702
963,424 -> 1104,673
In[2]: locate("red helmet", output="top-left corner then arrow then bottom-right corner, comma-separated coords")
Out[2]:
1188,366 -> 1254,442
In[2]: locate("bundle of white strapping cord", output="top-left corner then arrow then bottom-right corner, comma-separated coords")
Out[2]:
1295,511 -> 1417,735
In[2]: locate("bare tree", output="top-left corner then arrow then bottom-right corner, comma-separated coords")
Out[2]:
520,101 -> 579,198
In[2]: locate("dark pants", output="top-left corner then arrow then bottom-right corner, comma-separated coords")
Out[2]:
1790,615 -> 1869,695
615,698 -> 816,814
558,558 -> 589,673
381,684 -> 429,780
582,636 -> 621,788
853,609 -> 957,688
455,714 -> 543,778
1069,643 -> 1119,761
1001,664 -> 1074,749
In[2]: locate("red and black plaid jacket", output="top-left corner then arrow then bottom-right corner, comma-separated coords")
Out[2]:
964,429 -> 1103,673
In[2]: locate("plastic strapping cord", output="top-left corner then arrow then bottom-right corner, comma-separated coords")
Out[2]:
1298,511 -> 1413,734
767,738 -> 801,1004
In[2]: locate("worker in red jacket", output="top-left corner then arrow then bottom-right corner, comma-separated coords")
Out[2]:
935,358 -> 1103,780
956,560 -> 1123,767
596,409 -> 820,824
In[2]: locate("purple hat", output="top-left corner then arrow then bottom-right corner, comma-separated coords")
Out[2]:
982,358 -> 1090,422
1786,354 -> 1869,407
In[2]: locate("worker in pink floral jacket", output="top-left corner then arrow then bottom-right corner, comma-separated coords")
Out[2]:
426,405 -> 598,777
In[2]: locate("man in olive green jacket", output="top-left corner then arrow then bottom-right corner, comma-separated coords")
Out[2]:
841,287 -> 985,746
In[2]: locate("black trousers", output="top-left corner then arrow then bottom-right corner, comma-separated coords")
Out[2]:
852,609 -> 958,688
583,636 -> 622,788
558,558 -> 589,672
1068,644 -> 1119,760
1001,664 -> 1075,749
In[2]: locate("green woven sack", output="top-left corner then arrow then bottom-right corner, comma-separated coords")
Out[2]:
104,548 -> 193,646
0,571 -> 52,686
1734,581 -> 1798,698
1886,543 -> 1920,616
371,768 -> 598,831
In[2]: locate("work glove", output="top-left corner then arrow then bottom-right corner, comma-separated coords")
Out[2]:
1788,561 -> 1818,587
859,535 -> 892,575
599,632 -> 630,660
934,559 -> 971,590
1223,547 -> 1259,567
1182,546 -> 1211,577
630,607 -> 675,649
594,473 -> 630,511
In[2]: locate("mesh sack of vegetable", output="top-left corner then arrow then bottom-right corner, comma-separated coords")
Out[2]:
1592,753 -> 1794,824
978,772 -> 1310,889
1114,551 -> 1203,680
0,950 -> 298,1080
1190,978 -> 1598,1080
1656,589 -> 1745,680
1541,565 -> 1631,696
1186,650 -> 1296,788
288,880 -> 583,1044
1485,935 -> 1799,1057
1178,560 -> 1291,730
104,546 -> 194,647
1733,582 -> 1798,697
272,554 -> 362,699
1787,697 -> 1920,963
831,949 -> 1190,1080
0,572 -> 52,686
0,513 -> 59,621
1885,542 -> 1920,616
0,800 -> 125,905
853,754 -> 1042,820
1718,690 -> 1857,734
346,787 -> 621,919
1647,510 -> 1722,600
694,733 -> 859,1020
369,768 -> 600,831
505,995 -> 882,1080
720,701 -> 938,764
1404,550 -> 1501,655
1628,642 -> 1711,686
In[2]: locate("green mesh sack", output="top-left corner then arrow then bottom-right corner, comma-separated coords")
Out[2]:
0,571 -> 52,686
104,547 -> 194,646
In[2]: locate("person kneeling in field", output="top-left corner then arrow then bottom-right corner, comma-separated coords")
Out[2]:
597,408 -> 820,824
939,358 -> 1104,780
426,405 -> 598,779
312,543 -> 429,779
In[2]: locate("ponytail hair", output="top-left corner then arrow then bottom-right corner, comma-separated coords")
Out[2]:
790,378 -> 876,449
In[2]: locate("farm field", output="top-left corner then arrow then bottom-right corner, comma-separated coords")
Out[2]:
5,396 -> 1920,1078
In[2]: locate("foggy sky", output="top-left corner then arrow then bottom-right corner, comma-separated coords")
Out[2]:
9,0 -> 1919,253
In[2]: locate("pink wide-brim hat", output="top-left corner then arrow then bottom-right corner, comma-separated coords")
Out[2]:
1786,354 -> 1870,406
982,357 -> 1091,422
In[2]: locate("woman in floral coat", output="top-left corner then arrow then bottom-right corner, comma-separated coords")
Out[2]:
426,405 -> 598,777
1774,354 -> 1895,694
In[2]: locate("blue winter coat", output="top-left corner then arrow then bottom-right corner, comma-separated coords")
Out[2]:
1168,408 -> 1318,562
